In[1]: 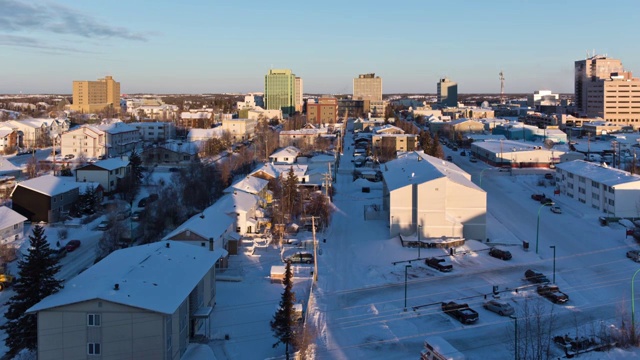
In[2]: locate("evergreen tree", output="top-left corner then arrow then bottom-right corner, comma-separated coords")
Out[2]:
282,167 -> 299,221
2,225 -> 63,357
60,164 -> 73,177
129,150 -> 144,185
270,261 -> 298,359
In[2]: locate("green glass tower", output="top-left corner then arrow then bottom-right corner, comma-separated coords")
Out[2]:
265,69 -> 296,116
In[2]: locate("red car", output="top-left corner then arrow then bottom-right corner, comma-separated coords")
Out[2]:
66,240 -> 81,252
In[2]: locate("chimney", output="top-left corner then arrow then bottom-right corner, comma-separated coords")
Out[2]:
209,237 -> 214,251
114,283 -> 119,291
165,242 -> 170,248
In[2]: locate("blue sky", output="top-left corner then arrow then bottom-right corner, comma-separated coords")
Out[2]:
1,0 -> 639,95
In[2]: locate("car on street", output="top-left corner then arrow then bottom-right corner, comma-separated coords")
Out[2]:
544,173 -> 554,180
489,247 -> 512,260
483,300 -> 515,316
550,206 -> 562,214
627,250 -> 640,262
540,197 -> 554,205
460,151 -> 466,156
97,221 -> 110,231
525,269 -> 550,284
64,154 -> 74,159
65,240 -> 81,252
425,257 -> 453,272
284,252 -> 314,264
537,284 -> 569,304
446,156 -> 453,162
531,193 -> 545,201
469,157 -> 478,163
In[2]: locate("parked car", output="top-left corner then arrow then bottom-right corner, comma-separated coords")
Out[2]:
425,257 -> 453,272
524,269 -> 550,284
65,240 -> 81,252
489,247 -> 512,260
285,252 -> 314,264
469,157 -> 478,163
97,221 -> 110,231
441,301 -> 479,324
537,285 -> 569,304
483,300 -> 515,316
627,250 -> 640,262
64,154 -> 75,160
550,206 -> 562,214
531,193 -> 545,201
446,156 -> 453,162
544,173 -> 554,180
460,151 -> 466,156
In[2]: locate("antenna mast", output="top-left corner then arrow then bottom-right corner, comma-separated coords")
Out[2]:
499,70 -> 505,105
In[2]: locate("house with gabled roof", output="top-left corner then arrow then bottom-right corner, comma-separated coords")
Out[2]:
224,176 -> 270,205
76,157 -> 130,193
0,206 -> 27,245
250,163 -> 309,183
10,175 -> 81,222
27,241 -> 227,360
383,151 -> 486,241
269,146 -> 300,164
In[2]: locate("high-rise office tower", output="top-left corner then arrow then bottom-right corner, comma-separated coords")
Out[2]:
575,55 -> 624,115
353,73 -> 382,101
71,76 -> 120,113
437,78 -> 458,108
295,77 -> 303,113
265,69 -> 298,116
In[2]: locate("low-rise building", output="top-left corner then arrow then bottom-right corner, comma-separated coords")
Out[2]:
186,128 -> 225,142
221,118 -> 256,141
142,141 -> 199,165
0,128 -> 18,153
28,241 -> 227,360
372,134 -> 418,154
269,146 -> 300,164
10,175 -> 80,222
556,160 -> 640,217
224,176 -> 270,205
250,163 -> 309,184
470,140 -> 565,168
96,122 -> 140,157
0,206 -> 27,245
130,121 -> 176,142
306,97 -> 338,124
75,157 -> 130,194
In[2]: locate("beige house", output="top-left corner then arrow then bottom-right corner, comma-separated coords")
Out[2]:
60,125 -> 106,159
28,241 -> 227,360
75,157 -> 130,193
0,206 -> 27,245
221,118 -> 256,141
383,151 -> 486,240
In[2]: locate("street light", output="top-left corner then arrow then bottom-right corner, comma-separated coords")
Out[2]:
535,202 -> 554,254
510,315 -> 518,360
417,224 -> 422,259
549,245 -> 556,284
404,264 -> 412,311
632,268 -> 640,343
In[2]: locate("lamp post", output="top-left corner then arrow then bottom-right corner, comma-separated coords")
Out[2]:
417,224 -> 422,259
404,264 -> 412,311
510,315 -> 518,360
632,268 -> 640,343
536,202 -> 554,254
549,245 -> 556,284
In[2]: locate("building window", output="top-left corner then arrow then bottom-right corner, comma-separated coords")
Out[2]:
592,180 -> 599,188
87,343 -> 101,355
87,314 -> 101,326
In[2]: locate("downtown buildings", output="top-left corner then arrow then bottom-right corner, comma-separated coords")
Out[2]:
264,69 -> 303,116
70,76 -> 121,113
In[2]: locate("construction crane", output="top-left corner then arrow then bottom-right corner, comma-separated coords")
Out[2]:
499,70 -> 505,105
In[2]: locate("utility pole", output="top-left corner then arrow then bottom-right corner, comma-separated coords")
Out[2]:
311,216 -> 318,283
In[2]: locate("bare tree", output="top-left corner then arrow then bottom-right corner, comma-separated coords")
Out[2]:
25,155 -> 40,179
507,297 -> 557,360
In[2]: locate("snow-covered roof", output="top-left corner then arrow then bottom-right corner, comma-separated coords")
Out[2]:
181,111 -> 212,119
0,206 -> 27,229
224,176 -> 269,195
159,141 -> 199,155
0,157 -> 21,173
77,181 -> 101,194
96,122 -> 138,134
280,128 -> 327,136
373,124 -> 404,134
555,160 -> 640,187
13,175 -> 80,197
382,151 -> 481,192
0,129 -> 13,138
251,163 -> 308,179
187,128 -> 224,139
269,146 -> 300,159
28,241 -> 227,314
81,158 -> 129,171
473,140 -> 564,155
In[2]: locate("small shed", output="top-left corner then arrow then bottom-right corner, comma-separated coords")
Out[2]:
270,265 -> 290,283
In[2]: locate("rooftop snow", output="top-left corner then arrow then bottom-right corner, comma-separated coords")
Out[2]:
269,146 -> 300,159
555,160 -> 640,187
0,206 -> 27,230
82,158 -> 129,171
163,193 -> 241,241
28,241 -> 226,314
224,176 -> 269,195
14,175 -> 80,197
96,122 -> 138,134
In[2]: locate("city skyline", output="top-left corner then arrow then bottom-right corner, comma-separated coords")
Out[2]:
1,0 -> 639,95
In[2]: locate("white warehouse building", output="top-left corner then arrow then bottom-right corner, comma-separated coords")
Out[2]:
555,160 -> 640,217
382,151 -> 487,240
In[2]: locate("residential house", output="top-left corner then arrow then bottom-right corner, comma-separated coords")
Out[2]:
269,146 -> 300,164
2,119 -> 47,148
221,118 -> 256,141
131,104 -> 179,121
10,175 -> 80,222
224,176 -> 270,205
28,241 -> 227,360
0,128 -> 17,153
60,125 -> 106,159
555,160 -> 640,217
279,128 -> 330,148
131,122 -> 176,142
383,151 -> 487,240
373,124 -> 405,135
179,109 -> 214,129
75,157 -> 130,193
0,206 -> 27,245
96,122 -> 141,157
142,141 -> 199,165
250,163 -> 309,184
443,118 -> 485,137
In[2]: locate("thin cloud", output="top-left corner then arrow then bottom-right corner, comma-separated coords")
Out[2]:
0,34 -> 98,54
0,0 -> 149,41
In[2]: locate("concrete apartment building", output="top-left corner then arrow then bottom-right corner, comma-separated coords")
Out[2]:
575,55 -> 624,115
221,118 -> 256,141
437,78 -> 458,108
382,151 -> 486,240
71,76 -> 121,113
307,97 -> 338,124
585,71 -> 640,126
130,121 -> 176,142
354,73 -> 382,101
60,125 -> 106,159
295,77 -> 304,113
76,157 -> 130,193
372,134 -> 418,153
28,241 -> 227,360
555,160 -> 640,217
265,69 -> 299,116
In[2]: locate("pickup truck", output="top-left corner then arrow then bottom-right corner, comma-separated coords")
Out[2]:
441,301 -> 479,324
425,257 -> 453,272
524,269 -> 550,284
537,285 -> 569,304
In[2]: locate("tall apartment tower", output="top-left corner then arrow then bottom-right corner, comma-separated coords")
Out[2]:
353,73 -> 382,101
265,69 -> 298,116
437,78 -> 458,108
574,55 -> 624,115
575,55 -> 640,127
71,76 -> 120,113
295,77 -> 303,113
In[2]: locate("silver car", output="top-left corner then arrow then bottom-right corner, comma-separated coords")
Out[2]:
483,300 -> 515,316
627,250 -> 640,263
